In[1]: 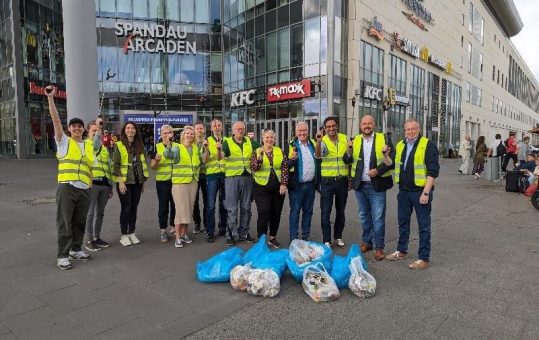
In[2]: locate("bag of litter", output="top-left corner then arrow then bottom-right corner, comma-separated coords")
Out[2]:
348,256 -> 376,298
286,240 -> 332,282
302,263 -> 340,302
196,247 -> 244,283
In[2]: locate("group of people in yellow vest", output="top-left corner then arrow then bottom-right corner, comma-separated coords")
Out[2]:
48,84 -> 439,271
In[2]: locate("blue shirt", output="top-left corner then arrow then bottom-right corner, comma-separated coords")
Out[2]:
404,137 -> 418,169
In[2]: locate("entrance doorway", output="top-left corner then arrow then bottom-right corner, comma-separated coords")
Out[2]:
254,117 -> 320,149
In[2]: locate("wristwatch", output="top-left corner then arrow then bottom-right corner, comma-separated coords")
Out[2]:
422,192 -> 430,197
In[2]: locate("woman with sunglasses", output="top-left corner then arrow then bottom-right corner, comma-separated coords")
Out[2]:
250,129 -> 289,248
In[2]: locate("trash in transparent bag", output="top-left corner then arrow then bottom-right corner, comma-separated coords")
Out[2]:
302,263 -> 340,302
348,256 -> 376,298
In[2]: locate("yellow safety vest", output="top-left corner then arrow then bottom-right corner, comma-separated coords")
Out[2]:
205,136 -> 226,175
321,133 -> 349,177
155,143 -> 173,181
85,139 -> 111,180
351,132 -> 393,178
394,137 -> 428,186
57,137 -> 94,186
225,136 -> 253,177
112,141 -> 149,182
253,146 -> 283,185
171,143 -> 201,184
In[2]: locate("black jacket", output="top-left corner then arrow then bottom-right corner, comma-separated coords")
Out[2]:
344,133 -> 395,192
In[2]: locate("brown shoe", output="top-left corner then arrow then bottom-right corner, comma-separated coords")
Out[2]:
408,259 -> 430,269
385,251 -> 407,261
360,242 -> 373,253
374,249 -> 385,261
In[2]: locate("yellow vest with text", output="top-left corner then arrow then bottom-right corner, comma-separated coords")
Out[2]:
253,146 -> 283,185
351,132 -> 393,178
112,141 -> 149,182
321,133 -> 349,177
225,136 -> 253,177
394,137 -> 428,186
155,142 -> 173,181
205,136 -> 226,175
171,144 -> 201,184
85,139 -> 111,180
57,137 -> 94,186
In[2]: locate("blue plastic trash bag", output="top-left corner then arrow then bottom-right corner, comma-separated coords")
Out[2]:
330,244 -> 368,288
196,247 -> 244,283
243,235 -> 289,278
286,239 -> 333,282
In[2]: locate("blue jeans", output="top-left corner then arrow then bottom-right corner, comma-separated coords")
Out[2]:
288,181 -> 316,241
205,176 -> 227,236
320,179 -> 348,243
354,182 -> 386,249
397,190 -> 433,261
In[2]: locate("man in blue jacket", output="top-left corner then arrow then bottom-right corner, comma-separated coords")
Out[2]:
287,122 -> 319,241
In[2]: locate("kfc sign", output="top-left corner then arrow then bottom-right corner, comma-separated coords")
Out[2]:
29,82 -> 67,100
267,80 -> 311,102
231,89 -> 256,108
363,85 -> 383,101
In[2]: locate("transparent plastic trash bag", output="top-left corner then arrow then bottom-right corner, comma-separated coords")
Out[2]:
348,256 -> 376,298
302,263 -> 340,302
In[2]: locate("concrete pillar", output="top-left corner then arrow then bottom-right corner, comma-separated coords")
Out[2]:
327,1 -> 335,119
61,0 -> 99,124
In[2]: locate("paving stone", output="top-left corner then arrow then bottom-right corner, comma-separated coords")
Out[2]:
3,306 -> 94,339
15,272 -> 78,296
99,318 -> 178,340
0,322 -> 11,336
67,301 -> 137,334
0,285 -> 47,320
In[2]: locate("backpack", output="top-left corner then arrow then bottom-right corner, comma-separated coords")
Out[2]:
505,138 -> 517,154
496,141 -> 506,157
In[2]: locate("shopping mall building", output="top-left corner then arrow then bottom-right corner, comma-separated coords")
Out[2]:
1,0 -> 538,158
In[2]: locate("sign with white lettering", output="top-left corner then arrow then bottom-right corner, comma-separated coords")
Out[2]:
402,0 -> 433,24
231,89 -> 256,107
395,94 -> 410,105
363,84 -> 383,101
29,82 -> 67,99
267,80 -> 311,102
393,32 -> 419,58
115,22 -> 197,55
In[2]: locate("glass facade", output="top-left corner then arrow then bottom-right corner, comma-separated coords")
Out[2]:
387,54 -> 407,143
95,0 -> 223,136
0,0 -> 16,155
358,40 -> 384,129
222,0 -> 348,145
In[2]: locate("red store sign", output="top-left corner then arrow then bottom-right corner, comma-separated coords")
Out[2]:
29,82 -> 67,100
267,79 -> 311,102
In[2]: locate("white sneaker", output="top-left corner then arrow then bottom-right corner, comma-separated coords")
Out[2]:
324,242 -> 332,248
181,235 -> 193,244
129,233 -> 141,245
57,257 -> 72,270
335,239 -> 345,248
120,235 -> 132,246
174,238 -> 183,248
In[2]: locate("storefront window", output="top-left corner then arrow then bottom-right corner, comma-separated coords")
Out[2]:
133,0 -> 148,19
117,0 -> 132,18
181,0 -> 195,22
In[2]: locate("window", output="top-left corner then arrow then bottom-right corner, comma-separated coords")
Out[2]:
492,65 -> 495,81
467,42 -> 472,73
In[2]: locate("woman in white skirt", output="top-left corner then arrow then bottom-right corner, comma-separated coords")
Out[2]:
458,135 -> 472,175
163,126 -> 201,248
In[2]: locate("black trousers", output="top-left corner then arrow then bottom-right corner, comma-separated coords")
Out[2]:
253,181 -> 285,238
56,184 -> 90,258
193,175 -> 207,228
320,178 -> 348,243
502,153 -> 518,172
117,183 -> 143,235
156,180 -> 175,229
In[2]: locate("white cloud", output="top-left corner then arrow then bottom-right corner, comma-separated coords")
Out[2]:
511,0 -> 539,82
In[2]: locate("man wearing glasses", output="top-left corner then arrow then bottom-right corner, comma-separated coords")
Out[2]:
386,118 -> 439,270
315,116 -> 352,248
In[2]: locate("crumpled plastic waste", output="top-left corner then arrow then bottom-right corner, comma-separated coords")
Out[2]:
230,264 -> 280,297
348,256 -> 376,298
287,240 -> 333,282
230,264 -> 251,292
302,263 -> 340,302
196,247 -> 244,283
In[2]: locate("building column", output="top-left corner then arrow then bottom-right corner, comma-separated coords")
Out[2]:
11,0 -> 27,158
61,0 -> 99,124
326,1 -> 335,119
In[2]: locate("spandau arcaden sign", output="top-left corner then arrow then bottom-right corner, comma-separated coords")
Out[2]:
115,22 -> 197,55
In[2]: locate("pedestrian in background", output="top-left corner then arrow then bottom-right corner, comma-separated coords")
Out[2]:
502,131 -> 518,173
164,126 -> 201,248
386,118 -> 439,270
150,125 -> 176,243
46,85 -> 93,270
458,136 -> 472,175
251,129 -> 289,248
473,136 -> 488,179
287,122 -> 318,242
112,121 -> 149,246
84,118 -> 113,252
517,136 -> 531,166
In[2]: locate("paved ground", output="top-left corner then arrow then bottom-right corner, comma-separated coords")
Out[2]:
0,158 -> 537,339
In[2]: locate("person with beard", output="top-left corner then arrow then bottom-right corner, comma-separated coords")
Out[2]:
344,115 -> 394,261
192,122 -> 207,234
315,116 -> 351,248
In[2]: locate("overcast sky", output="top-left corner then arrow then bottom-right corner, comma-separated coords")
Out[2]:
511,0 -> 539,82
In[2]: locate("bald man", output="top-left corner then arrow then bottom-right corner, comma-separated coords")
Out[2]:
344,115 -> 394,261
221,121 -> 260,246
386,118 -> 439,270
